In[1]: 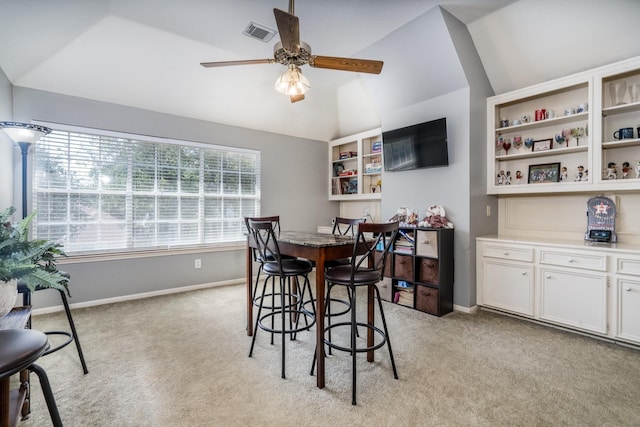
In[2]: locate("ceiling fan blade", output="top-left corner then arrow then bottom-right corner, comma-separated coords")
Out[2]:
290,94 -> 305,103
200,59 -> 274,68
310,56 -> 384,74
273,8 -> 300,54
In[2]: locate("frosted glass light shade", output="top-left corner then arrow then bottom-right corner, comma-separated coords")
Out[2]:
0,122 -> 52,144
274,65 -> 310,96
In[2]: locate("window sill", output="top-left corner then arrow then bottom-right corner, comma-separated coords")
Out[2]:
57,242 -> 246,264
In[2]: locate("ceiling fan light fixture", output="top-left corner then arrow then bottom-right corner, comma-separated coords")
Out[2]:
274,65 -> 310,97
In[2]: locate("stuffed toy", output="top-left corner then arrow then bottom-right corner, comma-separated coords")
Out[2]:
419,205 -> 454,229
388,206 -> 408,223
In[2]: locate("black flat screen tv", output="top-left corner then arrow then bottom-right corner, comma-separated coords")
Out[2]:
382,117 -> 448,172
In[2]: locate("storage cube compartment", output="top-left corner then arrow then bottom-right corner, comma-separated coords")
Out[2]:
393,254 -> 413,281
416,230 -> 438,258
394,286 -> 414,307
417,257 -> 440,284
376,251 -> 392,277
415,285 -> 439,315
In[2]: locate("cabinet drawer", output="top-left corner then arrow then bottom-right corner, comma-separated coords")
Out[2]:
617,257 -> 640,277
417,258 -> 439,285
539,250 -> 606,271
416,230 -> 438,258
483,244 -> 533,262
393,254 -> 413,281
415,285 -> 439,315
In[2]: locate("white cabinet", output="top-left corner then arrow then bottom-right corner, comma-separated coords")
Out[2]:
486,56 -> 640,195
329,128 -> 382,201
482,259 -> 534,317
614,255 -> 640,344
477,236 -> 640,346
539,267 -> 607,334
478,242 -> 534,316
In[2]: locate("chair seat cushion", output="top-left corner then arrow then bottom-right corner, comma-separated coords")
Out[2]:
325,265 -> 381,285
0,329 -> 48,379
263,258 -> 313,275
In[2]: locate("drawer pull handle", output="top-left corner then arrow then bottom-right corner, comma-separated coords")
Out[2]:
521,271 -> 527,276
503,251 -> 509,256
546,275 -> 552,279
568,259 -> 575,263
624,287 -> 632,292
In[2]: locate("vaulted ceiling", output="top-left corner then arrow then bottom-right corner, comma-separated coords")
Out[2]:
1,0 -> 639,141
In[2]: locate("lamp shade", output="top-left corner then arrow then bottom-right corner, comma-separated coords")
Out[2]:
0,122 -> 52,144
274,65 -> 310,96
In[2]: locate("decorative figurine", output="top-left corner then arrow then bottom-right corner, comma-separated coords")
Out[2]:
418,205 -> 454,229
505,170 -> 512,185
497,170 -> 506,185
583,169 -> 589,181
606,162 -> 617,180
622,161 -> 630,179
575,165 -> 585,182
515,170 -> 523,184
560,166 -> 568,182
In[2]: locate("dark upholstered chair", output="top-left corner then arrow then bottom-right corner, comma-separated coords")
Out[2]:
18,272 -> 88,375
246,218 -> 316,379
0,329 -> 63,426
313,221 -> 399,405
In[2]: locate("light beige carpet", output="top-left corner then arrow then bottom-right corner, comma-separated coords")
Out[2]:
17,282 -> 640,426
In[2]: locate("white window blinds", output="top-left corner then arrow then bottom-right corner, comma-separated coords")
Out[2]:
32,124 -> 260,255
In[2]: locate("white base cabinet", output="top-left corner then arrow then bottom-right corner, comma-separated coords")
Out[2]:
477,236 -> 640,347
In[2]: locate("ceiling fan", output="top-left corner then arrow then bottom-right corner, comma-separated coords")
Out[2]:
200,0 -> 384,103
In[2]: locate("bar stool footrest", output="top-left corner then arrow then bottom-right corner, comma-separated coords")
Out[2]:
323,321 -> 388,354
43,331 -> 74,356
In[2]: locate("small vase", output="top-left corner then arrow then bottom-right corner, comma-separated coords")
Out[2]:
0,279 -> 18,317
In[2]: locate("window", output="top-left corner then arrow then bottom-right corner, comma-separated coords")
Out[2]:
32,123 -> 260,255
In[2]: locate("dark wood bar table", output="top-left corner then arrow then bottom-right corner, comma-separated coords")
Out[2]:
245,230 -> 368,389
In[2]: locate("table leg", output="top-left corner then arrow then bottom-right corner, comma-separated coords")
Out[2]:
246,240 -> 253,337
315,255 -> 326,389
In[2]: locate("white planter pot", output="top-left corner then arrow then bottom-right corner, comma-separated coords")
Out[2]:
0,279 -> 18,317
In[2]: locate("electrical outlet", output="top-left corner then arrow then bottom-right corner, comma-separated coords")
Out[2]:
486,205 -> 491,216
195,259 -> 202,269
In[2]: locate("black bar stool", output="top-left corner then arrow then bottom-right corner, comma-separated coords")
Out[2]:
18,272 -> 88,375
247,218 -> 316,379
0,329 -> 63,427
312,221 -> 399,405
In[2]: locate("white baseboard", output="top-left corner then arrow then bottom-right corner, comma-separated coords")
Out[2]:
454,304 -> 479,314
32,278 -> 245,316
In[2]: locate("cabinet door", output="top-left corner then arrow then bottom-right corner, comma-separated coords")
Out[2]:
539,267 -> 607,334
616,278 -> 640,344
482,259 -> 535,316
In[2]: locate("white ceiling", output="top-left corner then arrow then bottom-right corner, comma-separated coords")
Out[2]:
2,0 -> 640,141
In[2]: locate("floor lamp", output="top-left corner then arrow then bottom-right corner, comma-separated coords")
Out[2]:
0,122 -> 52,219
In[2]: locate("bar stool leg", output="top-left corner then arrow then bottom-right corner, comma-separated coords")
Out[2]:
28,364 -> 63,427
56,290 -> 88,374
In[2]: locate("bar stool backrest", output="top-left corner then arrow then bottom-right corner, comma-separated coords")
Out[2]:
332,217 -> 365,237
244,215 -> 283,263
247,219 -> 285,276
349,221 -> 399,282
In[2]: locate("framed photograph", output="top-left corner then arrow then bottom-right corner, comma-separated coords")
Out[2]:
532,138 -> 553,152
346,177 -> 358,194
528,162 -> 561,184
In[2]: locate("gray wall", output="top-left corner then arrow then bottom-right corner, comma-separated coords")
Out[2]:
5,87 -> 338,309
354,7 -> 498,309
0,69 -> 12,209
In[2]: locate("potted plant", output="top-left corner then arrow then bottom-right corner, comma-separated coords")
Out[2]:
0,207 -> 69,317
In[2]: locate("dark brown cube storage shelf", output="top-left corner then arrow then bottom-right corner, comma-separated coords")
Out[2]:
379,227 -> 454,316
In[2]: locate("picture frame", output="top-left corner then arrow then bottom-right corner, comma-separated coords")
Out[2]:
528,162 -> 561,184
532,138 -> 553,152
346,177 -> 358,194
